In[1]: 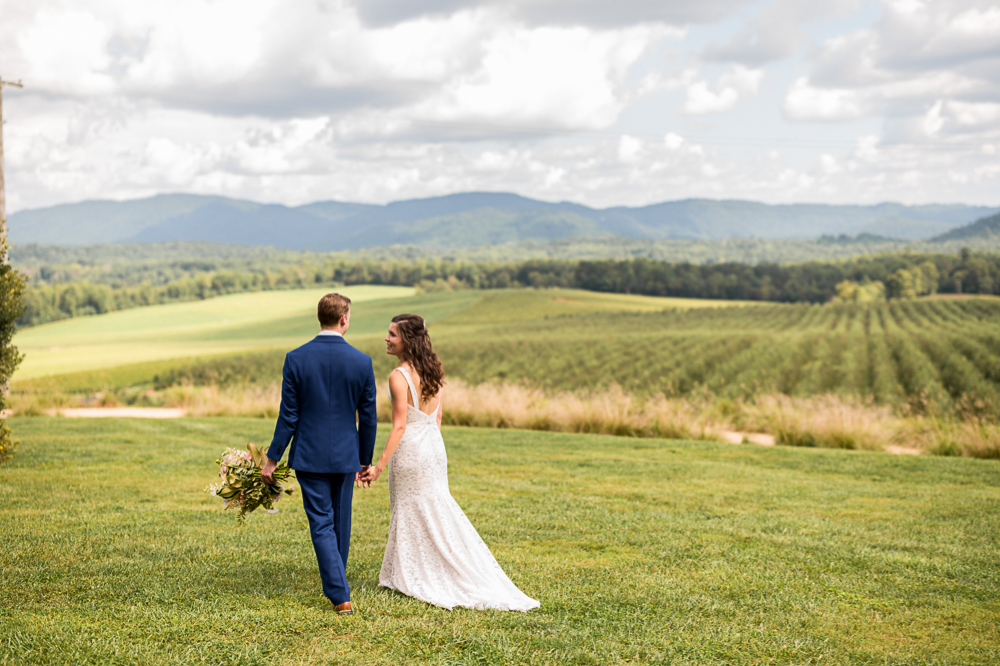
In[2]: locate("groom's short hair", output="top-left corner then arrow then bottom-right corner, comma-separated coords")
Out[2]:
318,293 -> 351,327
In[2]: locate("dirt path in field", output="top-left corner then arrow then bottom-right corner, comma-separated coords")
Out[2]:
718,430 -> 776,446
884,445 -> 922,455
57,408 -> 187,418
717,430 -> 923,455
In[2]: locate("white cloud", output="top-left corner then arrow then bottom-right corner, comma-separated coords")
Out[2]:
353,0 -> 760,28
636,67 -> 696,96
878,1 -> 1000,68
3,0 -> 1000,214
704,0 -> 863,65
783,77 -> 869,121
10,1 -> 664,136
820,154 -> 841,174
854,135 -> 881,162
117,3 -> 496,117
472,150 -> 519,171
618,135 -> 643,162
414,24 -> 662,131
663,133 -> 685,150
683,65 -> 763,115
684,81 -> 740,115
922,100 -> 945,136
791,0 -> 1000,134
17,9 -> 116,95
948,101 -> 1000,128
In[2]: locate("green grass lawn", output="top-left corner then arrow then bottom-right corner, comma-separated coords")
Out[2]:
2,418 -> 998,665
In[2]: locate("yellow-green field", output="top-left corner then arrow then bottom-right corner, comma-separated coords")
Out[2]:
14,287 -> 742,380
15,286 -> 414,379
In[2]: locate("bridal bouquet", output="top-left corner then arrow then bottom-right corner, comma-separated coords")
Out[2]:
206,442 -> 294,524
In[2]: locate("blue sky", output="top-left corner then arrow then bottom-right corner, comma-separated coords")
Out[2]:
2,0 -> 998,212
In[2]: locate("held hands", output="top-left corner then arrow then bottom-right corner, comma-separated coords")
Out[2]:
358,463 -> 383,487
356,467 -> 370,489
356,464 -> 382,489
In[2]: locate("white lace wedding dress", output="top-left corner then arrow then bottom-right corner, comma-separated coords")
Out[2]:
378,367 -> 539,612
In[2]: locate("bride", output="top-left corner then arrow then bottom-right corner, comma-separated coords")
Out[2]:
360,313 -> 539,612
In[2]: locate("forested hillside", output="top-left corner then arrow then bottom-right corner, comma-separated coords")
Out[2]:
932,212 -> 1000,242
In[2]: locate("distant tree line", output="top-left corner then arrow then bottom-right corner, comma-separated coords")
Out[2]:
20,267 -> 330,327
17,249 -> 1000,327
361,251 -> 996,302
513,250 -> 998,303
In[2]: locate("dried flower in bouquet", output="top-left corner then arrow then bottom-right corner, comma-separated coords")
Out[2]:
206,442 -> 294,524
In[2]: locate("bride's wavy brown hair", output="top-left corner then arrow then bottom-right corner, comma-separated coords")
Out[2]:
392,314 -> 444,403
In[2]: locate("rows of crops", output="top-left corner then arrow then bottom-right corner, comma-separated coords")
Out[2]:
24,290 -> 1000,421
396,297 -> 1000,418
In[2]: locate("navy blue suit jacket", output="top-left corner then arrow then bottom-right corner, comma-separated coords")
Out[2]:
267,335 -> 378,473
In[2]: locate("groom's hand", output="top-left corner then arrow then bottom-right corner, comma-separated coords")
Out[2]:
261,457 -> 278,485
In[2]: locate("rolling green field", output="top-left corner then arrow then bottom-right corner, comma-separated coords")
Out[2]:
18,288 -> 1000,423
2,418 -> 998,665
425,294 -> 1000,415
14,286 -> 416,379
14,287 -> 742,385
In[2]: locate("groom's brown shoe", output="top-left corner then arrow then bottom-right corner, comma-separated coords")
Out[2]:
333,601 -> 353,616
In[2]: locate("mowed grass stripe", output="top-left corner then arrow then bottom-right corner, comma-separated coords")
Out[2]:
15,286 -> 418,378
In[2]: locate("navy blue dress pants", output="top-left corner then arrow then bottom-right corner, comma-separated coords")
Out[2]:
296,471 -> 354,605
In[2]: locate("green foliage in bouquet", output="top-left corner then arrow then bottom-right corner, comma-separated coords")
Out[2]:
206,442 -> 294,524
0,244 -> 26,465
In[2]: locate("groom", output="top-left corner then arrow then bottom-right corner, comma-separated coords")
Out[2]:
262,293 -> 378,615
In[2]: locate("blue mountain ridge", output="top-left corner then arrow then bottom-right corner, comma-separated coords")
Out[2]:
9,192 -> 999,249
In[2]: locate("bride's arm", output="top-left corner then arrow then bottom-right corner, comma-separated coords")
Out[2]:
367,372 -> 409,483
436,390 -> 443,428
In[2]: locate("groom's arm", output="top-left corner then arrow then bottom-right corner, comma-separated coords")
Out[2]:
356,358 -> 378,467
267,355 -> 299,463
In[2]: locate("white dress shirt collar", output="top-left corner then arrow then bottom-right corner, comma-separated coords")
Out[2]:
317,330 -> 344,337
